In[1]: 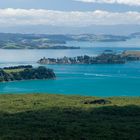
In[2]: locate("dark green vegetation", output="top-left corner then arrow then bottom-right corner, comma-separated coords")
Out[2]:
38,50 -> 140,65
0,94 -> 139,140
3,65 -> 33,70
38,52 -> 125,64
0,66 -> 55,82
0,33 -> 130,49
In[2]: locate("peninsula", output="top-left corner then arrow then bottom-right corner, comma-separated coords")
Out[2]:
37,50 -> 140,65
121,50 -> 140,61
0,33 -> 129,49
37,50 -> 125,64
0,65 -> 55,82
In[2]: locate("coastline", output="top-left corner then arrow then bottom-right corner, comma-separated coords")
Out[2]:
0,91 -> 140,97
0,66 -> 56,82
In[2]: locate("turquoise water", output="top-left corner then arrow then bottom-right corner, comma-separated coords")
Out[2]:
0,62 -> 140,96
0,39 -> 140,96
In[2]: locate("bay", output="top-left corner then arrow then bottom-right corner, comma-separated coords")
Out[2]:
0,38 -> 140,96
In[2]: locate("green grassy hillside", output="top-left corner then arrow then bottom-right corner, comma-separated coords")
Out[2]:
0,94 -> 140,140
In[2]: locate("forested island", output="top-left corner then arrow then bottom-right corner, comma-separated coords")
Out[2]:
0,65 -> 55,82
38,54 -> 125,64
38,50 -> 140,65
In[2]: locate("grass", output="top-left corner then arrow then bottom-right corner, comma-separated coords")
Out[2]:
123,50 -> 140,56
0,94 -> 140,140
4,69 -> 24,73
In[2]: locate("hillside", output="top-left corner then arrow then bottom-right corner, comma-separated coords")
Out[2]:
0,66 -> 55,82
0,33 -> 129,49
0,94 -> 139,140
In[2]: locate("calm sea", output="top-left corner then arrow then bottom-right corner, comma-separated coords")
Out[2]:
0,38 -> 140,96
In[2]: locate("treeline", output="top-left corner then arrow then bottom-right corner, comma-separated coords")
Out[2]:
3,65 -> 33,70
0,66 -> 55,82
38,53 -> 126,65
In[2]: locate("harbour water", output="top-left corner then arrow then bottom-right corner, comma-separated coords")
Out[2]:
0,39 -> 140,96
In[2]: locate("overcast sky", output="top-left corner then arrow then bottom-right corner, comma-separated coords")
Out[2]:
0,0 -> 140,34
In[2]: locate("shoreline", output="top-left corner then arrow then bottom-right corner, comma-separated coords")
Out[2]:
0,92 -> 140,97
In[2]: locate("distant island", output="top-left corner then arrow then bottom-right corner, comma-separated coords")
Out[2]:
0,65 -> 55,82
40,46 -> 80,49
0,33 -> 132,49
38,50 -> 140,65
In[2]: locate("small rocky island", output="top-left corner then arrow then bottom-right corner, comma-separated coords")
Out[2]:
37,50 -> 140,65
0,65 -> 55,82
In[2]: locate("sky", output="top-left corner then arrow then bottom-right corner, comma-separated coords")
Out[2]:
0,0 -> 140,35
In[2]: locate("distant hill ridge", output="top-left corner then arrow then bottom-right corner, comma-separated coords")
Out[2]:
0,33 -> 133,49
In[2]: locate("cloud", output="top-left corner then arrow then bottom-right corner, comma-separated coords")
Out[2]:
75,0 -> 140,6
0,8 -> 140,27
